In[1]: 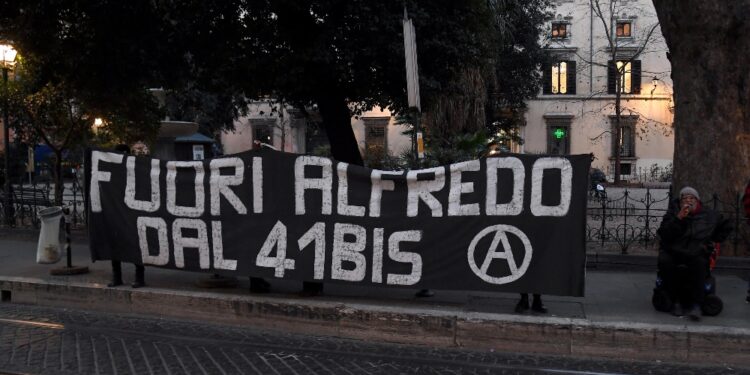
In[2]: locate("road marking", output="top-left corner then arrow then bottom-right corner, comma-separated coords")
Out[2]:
0,318 -> 64,330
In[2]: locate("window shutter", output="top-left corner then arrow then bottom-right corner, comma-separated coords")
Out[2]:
542,62 -> 552,95
631,60 -> 642,94
607,60 -> 616,94
566,60 -> 576,95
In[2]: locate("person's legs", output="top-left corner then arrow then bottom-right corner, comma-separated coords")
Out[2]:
657,251 -> 681,314
132,265 -> 145,288
515,293 -> 529,313
108,261 -> 123,287
250,277 -> 270,293
683,255 -> 709,321
531,294 -> 548,313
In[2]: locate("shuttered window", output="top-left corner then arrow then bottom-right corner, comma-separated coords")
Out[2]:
607,60 -> 641,94
543,60 -> 576,95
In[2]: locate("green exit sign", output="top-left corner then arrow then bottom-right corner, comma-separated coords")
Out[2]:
553,128 -> 566,139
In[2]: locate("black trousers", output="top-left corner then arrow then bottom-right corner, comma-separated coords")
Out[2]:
111,261 -> 145,284
658,251 -> 708,307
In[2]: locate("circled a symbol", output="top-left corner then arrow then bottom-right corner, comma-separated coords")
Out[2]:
467,224 -> 532,284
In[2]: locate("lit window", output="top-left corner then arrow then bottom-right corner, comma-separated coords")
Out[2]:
616,61 -> 632,93
608,60 -> 641,94
552,62 -> 567,94
544,60 -> 576,95
616,21 -> 631,37
551,23 -> 568,39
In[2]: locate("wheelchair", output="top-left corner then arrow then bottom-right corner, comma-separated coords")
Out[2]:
652,244 -> 723,317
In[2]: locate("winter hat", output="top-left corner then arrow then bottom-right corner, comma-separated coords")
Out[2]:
679,186 -> 700,201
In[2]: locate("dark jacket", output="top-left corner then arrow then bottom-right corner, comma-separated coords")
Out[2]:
658,199 -> 732,258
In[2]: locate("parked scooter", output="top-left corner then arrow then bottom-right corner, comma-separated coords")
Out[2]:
593,182 -> 607,199
589,168 -> 607,200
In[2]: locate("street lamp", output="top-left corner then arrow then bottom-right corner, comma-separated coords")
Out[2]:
1,43 -> 18,226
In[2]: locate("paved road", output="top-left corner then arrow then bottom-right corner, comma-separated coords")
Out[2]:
0,303 -> 743,375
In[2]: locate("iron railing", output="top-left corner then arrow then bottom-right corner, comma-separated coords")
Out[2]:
587,188 -> 749,256
0,178 -> 86,229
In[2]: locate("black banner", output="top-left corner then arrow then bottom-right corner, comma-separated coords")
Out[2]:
87,149 -> 590,296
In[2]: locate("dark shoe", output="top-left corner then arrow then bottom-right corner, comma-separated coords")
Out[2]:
132,266 -> 145,288
685,305 -> 701,321
531,302 -> 548,314
107,280 -> 123,288
250,278 -> 271,294
746,293 -> 750,303
671,304 -> 683,317
515,299 -> 529,313
531,294 -> 548,314
109,261 -> 123,287
415,289 -> 435,298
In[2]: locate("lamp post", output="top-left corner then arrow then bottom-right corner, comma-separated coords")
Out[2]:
1,43 -> 17,226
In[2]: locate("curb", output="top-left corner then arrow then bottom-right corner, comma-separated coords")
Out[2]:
2,276 -> 749,367
587,253 -> 750,275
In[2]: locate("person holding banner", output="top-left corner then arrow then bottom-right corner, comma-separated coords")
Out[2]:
657,186 -> 732,321
108,144 -> 146,288
515,293 -> 547,314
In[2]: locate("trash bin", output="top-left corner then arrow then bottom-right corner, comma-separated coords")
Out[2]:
36,206 -> 63,264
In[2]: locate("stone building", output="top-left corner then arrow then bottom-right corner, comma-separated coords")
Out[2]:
524,0 -> 674,180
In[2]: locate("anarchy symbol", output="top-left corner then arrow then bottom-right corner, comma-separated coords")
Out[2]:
467,224 -> 533,285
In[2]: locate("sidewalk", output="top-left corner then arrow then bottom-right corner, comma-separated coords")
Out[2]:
1,235 -> 750,367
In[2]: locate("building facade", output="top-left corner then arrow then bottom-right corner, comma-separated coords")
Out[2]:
221,102 -> 411,160
221,100 -> 308,155
524,0 -> 674,180
222,0 -> 674,180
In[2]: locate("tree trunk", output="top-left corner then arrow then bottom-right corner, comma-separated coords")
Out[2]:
53,149 -> 63,205
316,95 -> 364,166
653,0 -> 750,202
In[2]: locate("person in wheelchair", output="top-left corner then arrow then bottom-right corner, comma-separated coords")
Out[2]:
653,187 -> 732,321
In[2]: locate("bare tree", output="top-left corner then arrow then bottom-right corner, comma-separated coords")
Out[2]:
548,0 -> 663,183
596,0 -> 659,183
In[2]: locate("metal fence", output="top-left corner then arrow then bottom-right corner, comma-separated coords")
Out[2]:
0,178 -> 86,229
587,188 -> 749,256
